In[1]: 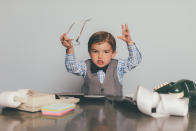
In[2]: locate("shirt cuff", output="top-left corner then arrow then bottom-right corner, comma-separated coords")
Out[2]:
127,43 -> 137,51
65,53 -> 75,61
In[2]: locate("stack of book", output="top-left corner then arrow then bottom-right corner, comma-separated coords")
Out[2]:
41,103 -> 76,116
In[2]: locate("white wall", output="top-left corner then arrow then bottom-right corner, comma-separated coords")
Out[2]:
0,0 -> 196,95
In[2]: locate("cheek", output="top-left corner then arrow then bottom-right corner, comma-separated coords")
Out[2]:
104,54 -> 113,61
89,52 -> 94,57
91,53 -> 97,58
90,53 -> 98,60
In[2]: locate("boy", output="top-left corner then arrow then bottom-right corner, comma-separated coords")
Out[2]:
60,24 -> 142,96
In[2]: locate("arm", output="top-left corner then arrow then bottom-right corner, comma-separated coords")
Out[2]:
60,33 -> 87,77
117,24 -> 142,73
125,43 -> 142,71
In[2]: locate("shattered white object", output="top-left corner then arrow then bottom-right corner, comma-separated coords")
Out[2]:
135,86 -> 189,117
0,89 -> 29,108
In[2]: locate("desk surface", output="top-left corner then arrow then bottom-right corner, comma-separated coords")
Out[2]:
0,98 -> 196,131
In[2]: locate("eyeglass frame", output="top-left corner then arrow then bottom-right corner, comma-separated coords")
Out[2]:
66,19 -> 91,46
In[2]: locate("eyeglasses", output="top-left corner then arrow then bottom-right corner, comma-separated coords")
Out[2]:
66,19 -> 91,46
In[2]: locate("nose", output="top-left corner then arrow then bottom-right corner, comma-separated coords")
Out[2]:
98,52 -> 103,59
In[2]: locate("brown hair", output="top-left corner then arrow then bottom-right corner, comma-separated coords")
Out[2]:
88,31 -> 116,52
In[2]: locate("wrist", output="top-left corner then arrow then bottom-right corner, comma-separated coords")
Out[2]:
66,47 -> 74,54
127,41 -> 134,45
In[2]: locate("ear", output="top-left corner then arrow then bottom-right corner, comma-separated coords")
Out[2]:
112,51 -> 117,58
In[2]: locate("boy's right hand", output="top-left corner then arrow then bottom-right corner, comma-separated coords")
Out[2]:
60,33 -> 73,49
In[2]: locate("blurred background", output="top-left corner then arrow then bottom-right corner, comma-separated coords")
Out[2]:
0,0 -> 195,95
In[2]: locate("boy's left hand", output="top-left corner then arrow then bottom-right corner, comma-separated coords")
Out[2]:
118,24 -> 134,45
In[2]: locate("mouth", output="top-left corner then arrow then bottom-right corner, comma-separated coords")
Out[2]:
97,60 -> 104,65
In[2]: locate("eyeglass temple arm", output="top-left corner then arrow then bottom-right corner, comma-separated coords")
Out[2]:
62,22 -> 75,41
76,19 -> 91,42
67,22 -> 75,34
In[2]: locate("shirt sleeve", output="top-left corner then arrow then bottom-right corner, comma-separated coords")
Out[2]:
117,43 -> 142,74
65,52 -> 87,78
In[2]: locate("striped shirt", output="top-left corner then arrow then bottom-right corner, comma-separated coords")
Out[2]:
65,44 -> 142,86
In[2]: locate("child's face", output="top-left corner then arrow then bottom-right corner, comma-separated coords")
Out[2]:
89,42 -> 116,67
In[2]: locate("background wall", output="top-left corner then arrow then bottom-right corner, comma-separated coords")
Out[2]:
0,0 -> 195,95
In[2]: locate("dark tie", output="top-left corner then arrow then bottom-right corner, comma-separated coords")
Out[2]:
90,60 -> 109,73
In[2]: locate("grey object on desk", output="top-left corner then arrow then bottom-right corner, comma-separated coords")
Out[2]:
0,89 -> 80,112
84,95 -> 105,98
16,92 -> 80,112
56,92 -> 84,97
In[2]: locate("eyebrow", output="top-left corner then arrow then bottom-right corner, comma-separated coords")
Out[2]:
104,50 -> 112,52
91,49 -> 112,52
91,49 -> 97,51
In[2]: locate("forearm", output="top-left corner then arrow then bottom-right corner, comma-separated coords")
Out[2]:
65,47 -> 75,72
117,24 -> 142,73
127,43 -> 142,68
65,52 -> 86,77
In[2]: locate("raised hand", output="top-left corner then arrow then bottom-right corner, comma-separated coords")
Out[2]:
60,33 -> 74,54
117,24 -> 134,45
60,33 -> 73,49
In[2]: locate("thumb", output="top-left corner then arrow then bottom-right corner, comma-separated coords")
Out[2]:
117,36 -> 124,40
117,36 -> 126,41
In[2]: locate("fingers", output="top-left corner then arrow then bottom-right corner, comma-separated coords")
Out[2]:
117,35 -> 124,41
62,40 -> 73,49
124,24 -> 130,37
119,24 -> 130,43
121,24 -> 129,34
121,24 -> 131,39
60,33 -> 73,48
60,33 -> 66,41
121,24 -> 125,35
124,32 -> 129,37
60,33 -> 71,42
63,35 -> 71,41
125,24 -> 129,33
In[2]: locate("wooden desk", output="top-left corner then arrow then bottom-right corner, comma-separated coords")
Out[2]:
0,98 -> 196,131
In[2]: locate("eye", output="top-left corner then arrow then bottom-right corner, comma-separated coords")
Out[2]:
91,50 -> 98,53
104,50 -> 110,53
